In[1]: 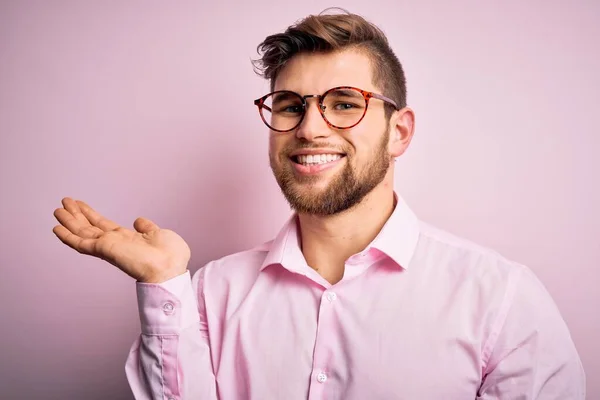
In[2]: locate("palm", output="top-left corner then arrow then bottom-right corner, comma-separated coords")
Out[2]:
53,198 -> 190,283
91,227 -> 190,282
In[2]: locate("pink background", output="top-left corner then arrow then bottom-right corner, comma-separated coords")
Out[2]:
1,1 -> 598,398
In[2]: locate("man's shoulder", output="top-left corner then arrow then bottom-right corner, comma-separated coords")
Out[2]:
191,240 -> 278,298
200,240 -> 275,275
418,221 -> 502,257
415,220 -> 527,280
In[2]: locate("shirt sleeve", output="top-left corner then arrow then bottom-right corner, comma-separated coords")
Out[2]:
125,269 -> 218,400
477,265 -> 586,399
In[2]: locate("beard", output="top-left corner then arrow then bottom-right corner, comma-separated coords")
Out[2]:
270,127 -> 392,216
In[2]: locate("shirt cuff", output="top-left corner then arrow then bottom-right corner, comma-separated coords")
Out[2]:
136,271 -> 200,335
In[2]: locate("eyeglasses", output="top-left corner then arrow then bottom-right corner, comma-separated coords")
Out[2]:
253,86 -> 399,132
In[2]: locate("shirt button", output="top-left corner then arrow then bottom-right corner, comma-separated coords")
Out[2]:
162,301 -> 175,315
317,372 -> 327,383
326,292 -> 337,302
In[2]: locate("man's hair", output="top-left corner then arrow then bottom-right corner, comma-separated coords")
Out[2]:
252,9 -> 407,117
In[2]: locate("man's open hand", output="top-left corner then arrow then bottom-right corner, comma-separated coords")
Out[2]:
53,198 -> 190,283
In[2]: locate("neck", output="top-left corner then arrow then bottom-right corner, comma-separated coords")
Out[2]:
298,182 -> 396,284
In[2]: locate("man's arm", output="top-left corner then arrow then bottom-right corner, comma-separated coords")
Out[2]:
477,265 -> 585,399
125,268 -> 217,400
52,198 -> 218,398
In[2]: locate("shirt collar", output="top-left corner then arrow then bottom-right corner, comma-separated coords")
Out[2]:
260,213 -> 307,273
260,192 -> 420,272
369,193 -> 420,270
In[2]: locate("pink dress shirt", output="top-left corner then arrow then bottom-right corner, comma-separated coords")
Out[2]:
125,196 -> 585,399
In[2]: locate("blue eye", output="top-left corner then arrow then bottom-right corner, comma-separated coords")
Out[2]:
272,102 -> 303,115
332,102 -> 364,112
284,105 -> 304,113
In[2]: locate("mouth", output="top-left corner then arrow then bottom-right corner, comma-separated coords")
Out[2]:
291,153 -> 346,167
288,153 -> 347,176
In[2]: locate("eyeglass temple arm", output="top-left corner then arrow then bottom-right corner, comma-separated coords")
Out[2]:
371,93 -> 400,110
254,98 -> 272,112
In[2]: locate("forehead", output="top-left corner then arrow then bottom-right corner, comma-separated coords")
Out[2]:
273,49 -> 378,94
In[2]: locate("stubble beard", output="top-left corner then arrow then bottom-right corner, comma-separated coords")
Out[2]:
270,128 -> 392,216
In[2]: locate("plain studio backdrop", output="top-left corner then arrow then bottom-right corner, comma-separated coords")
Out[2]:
0,1 -> 598,399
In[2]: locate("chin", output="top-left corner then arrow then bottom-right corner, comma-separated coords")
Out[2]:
292,178 -> 333,192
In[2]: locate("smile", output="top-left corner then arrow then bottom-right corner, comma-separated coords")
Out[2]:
293,154 -> 344,166
289,153 -> 346,175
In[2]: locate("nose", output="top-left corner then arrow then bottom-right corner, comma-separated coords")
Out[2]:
295,97 -> 331,141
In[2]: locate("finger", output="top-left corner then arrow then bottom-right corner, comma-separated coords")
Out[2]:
133,217 -> 160,234
53,224 -> 99,255
54,207 -> 104,239
61,197 -> 90,224
76,200 -> 120,232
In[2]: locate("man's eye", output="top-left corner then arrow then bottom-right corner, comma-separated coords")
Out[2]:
274,104 -> 303,114
334,103 -> 356,110
284,105 -> 303,113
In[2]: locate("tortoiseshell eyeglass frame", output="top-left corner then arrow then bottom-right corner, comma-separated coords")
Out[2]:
253,86 -> 400,132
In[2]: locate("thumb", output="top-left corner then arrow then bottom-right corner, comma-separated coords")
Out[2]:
133,217 -> 160,234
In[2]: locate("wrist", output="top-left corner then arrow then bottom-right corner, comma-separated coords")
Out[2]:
138,268 -> 187,284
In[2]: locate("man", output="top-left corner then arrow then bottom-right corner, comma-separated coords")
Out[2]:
53,10 -> 585,400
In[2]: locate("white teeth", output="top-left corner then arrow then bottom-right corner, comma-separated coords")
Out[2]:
296,154 -> 342,166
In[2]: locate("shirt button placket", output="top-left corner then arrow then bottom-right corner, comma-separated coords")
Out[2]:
308,291 -> 338,398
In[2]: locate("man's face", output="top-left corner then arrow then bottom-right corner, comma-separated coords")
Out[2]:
268,49 -> 393,216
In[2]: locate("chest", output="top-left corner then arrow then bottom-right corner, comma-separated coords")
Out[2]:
207,267 -> 484,399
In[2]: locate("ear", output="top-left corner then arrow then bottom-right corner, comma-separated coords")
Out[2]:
388,107 -> 415,158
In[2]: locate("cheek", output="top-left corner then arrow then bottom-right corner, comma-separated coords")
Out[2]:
268,134 -> 279,152
351,119 -> 390,150
347,138 -> 386,167
344,128 -> 371,158
268,134 -> 287,161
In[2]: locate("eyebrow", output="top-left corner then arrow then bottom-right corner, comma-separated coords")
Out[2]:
327,89 -> 362,98
272,92 -> 302,103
